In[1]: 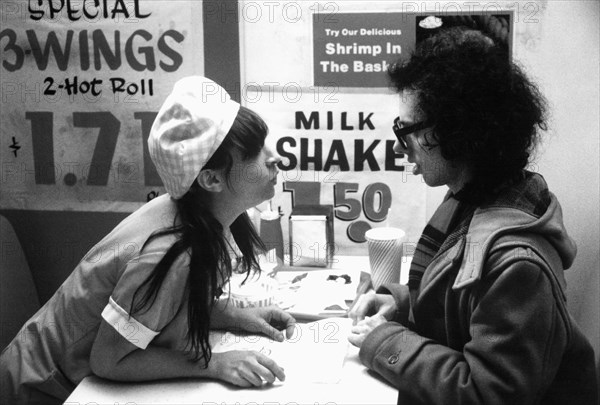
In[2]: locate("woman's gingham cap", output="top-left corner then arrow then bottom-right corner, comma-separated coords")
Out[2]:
148,76 -> 240,199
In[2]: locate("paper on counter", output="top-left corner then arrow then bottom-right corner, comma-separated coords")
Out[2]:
274,268 -> 360,320
210,318 -> 352,384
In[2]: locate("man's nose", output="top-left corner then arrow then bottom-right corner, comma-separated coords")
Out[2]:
393,140 -> 407,154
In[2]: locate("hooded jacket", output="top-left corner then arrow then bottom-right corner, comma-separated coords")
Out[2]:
359,173 -> 597,404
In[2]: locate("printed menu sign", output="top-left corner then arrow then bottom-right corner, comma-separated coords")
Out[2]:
313,12 -> 512,88
313,13 -> 416,87
0,0 -> 200,211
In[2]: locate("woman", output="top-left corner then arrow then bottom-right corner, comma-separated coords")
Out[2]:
0,76 -> 295,404
348,28 -> 597,404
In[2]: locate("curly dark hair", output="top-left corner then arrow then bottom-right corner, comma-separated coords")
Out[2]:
388,27 -> 547,203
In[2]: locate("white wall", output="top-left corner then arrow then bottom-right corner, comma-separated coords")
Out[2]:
529,1 -> 599,362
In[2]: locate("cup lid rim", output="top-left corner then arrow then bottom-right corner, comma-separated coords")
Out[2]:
365,227 -> 405,240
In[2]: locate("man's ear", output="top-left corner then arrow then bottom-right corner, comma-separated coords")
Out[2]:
196,169 -> 224,192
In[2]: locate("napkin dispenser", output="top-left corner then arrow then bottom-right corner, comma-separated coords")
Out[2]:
289,205 -> 334,267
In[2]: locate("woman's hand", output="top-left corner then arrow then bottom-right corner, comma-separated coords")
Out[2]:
347,314 -> 387,348
234,306 -> 296,342
348,291 -> 397,325
209,350 -> 285,387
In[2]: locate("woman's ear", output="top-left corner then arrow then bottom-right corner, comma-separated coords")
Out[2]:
196,169 -> 224,192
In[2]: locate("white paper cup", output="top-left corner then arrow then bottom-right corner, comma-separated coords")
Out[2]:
365,227 -> 405,290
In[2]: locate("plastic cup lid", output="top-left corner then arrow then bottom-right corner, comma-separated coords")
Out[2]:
365,227 -> 405,241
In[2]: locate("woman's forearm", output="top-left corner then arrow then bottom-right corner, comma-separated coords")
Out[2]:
90,319 -> 285,387
90,320 -> 214,381
97,345 -> 214,381
210,298 -> 241,330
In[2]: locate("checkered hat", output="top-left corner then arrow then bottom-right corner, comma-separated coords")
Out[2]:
148,76 -> 240,199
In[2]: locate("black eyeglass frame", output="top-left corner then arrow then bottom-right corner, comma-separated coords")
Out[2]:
392,117 -> 431,149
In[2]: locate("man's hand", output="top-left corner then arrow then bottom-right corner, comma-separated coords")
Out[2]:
347,314 -> 387,348
348,291 -> 396,325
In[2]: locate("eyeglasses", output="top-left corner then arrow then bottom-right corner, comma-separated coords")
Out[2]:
392,117 -> 430,149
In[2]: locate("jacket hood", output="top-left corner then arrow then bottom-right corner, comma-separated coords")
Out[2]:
452,172 -> 577,290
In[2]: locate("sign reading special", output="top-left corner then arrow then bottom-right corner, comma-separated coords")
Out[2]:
313,12 -> 416,87
0,0 -> 201,210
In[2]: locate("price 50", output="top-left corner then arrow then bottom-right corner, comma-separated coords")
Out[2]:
283,181 -> 392,242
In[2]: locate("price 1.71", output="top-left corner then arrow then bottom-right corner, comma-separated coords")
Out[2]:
25,111 -> 160,187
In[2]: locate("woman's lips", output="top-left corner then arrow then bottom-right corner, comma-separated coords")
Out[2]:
270,170 -> 279,184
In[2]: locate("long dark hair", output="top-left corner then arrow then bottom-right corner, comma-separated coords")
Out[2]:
388,27 -> 547,204
131,106 -> 268,364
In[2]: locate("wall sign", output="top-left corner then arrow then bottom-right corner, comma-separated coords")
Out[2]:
246,90 -> 426,255
0,0 -> 202,210
0,1 -> 513,255
313,12 -> 414,88
313,11 -> 512,88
